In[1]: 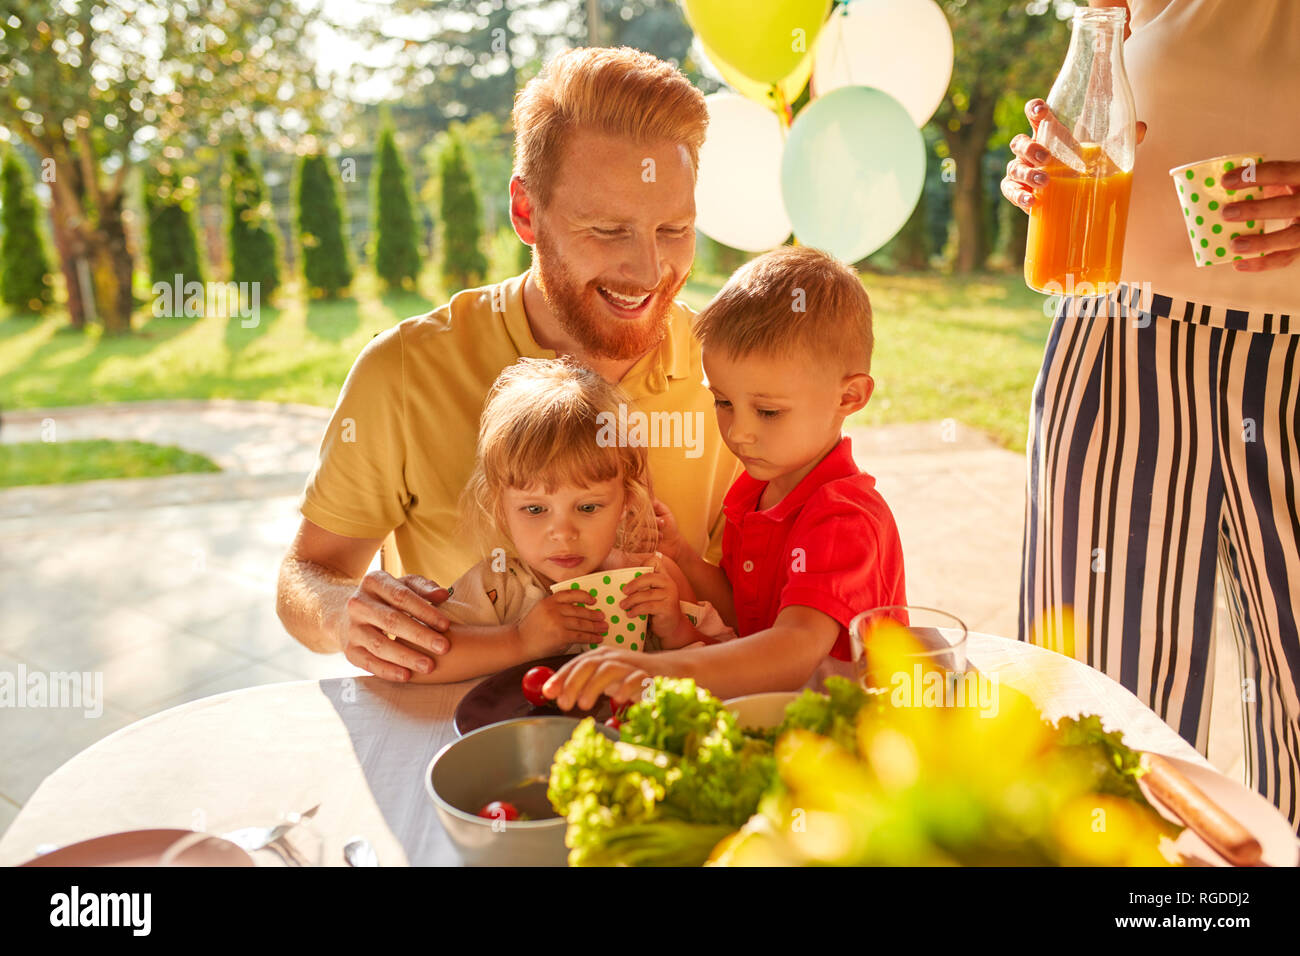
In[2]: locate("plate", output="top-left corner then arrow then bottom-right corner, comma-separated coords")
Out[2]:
1139,756 -> 1299,867
454,655 -> 616,736
19,829 -> 255,867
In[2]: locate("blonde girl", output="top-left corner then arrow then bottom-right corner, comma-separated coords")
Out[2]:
403,356 -> 727,684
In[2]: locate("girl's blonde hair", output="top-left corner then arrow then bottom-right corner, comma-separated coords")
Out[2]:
460,356 -> 659,560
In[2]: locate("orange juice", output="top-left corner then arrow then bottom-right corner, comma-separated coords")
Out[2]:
1024,143 -> 1133,293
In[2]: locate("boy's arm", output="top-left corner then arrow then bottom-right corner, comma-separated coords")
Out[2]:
667,605 -> 838,698
544,605 -> 839,709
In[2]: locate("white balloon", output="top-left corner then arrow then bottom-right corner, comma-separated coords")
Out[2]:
694,93 -> 792,253
813,0 -> 954,127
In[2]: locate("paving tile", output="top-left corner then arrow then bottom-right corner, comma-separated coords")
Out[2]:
0,794 -> 20,841
128,572 -> 274,633
17,629 -> 258,717
0,649 -> 142,803
262,643 -> 369,681
145,660 -> 307,715
186,599 -> 303,660
2,604 -> 183,671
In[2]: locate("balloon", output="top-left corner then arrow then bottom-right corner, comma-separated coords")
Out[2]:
682,0 -> 833,86
694,93 -> 792,253
780,86 -> 925,262
813,0 -> 954,127
700,38 -> 813,114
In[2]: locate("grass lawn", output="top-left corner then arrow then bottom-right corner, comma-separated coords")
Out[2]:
0,439 -> 221,488
0,264 -> 1051,451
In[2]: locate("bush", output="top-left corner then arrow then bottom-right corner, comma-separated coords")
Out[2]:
1,148 -> 53,313
437,131 -> 488,290
226,140 -> 281,298
144,162 -> 205,288
371,126 -> 421,288
295,152 -> 354,297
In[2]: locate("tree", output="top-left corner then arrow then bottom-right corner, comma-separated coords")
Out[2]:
437,129 -> 488,291
1,147 -> 54,313
371,126 -> 421,288
0,1 -> 319,332
227,140 -> 281,298
934,0 -> 1071,273
296,152 -> 353,297
143,161 -> 204,289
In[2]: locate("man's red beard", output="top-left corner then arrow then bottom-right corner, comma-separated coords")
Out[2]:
531,229 -> 685,362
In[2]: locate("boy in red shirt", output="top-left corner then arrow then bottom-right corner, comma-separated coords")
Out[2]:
544,246 -> 906,708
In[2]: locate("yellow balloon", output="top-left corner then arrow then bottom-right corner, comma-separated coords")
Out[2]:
701,38 -> 814,115
683,0 -> 832,86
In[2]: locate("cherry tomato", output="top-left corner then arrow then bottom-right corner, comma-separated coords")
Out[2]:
521,665 -> 555,707
604,715 -> 622,732
477,800 -> 519,821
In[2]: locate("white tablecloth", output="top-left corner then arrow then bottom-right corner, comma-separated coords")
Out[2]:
0,633 -> 1213,866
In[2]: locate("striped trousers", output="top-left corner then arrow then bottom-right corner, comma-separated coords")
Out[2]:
1020,284 -> 1300,833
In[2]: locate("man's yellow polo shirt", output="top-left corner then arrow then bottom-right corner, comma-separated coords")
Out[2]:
300,271 -> 742,587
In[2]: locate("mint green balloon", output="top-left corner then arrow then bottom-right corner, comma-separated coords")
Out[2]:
682,0 -> 832,86
781,86 -> 926,262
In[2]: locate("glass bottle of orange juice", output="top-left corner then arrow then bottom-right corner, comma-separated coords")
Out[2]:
1024,6 -> 1137,295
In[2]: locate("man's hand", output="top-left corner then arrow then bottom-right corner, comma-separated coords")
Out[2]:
543,646 -> 672,711
338,571 -> 451,681
1222,161 -> 1300,272
518,590 -> 607,656
618,554 -> 688,643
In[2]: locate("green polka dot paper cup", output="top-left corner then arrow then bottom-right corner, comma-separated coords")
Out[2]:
550,566 -> 653,652
1169,155 -> 1266,267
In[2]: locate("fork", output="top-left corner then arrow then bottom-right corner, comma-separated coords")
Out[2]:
220,804 -> 320,855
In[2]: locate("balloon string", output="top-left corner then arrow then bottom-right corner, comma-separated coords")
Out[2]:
775,85 -> 792,133
773,85 -> 796,247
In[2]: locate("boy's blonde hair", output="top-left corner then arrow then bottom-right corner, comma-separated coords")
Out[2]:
460,356 -> 658,559
511,46 -> 708,209
692,246 -> 874,375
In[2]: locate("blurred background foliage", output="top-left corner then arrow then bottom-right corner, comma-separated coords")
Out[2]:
0,0 -> 1079,450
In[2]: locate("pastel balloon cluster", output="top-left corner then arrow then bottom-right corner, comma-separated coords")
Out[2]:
685,0 -> 954,261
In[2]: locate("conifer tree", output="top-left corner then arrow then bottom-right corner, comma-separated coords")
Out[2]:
226,140 -> 281,297
437,131 -> 487,290
143,163 -> 204,288
296,152 -> 354,297
1,148 -> 54,313
371,126 -> 421,288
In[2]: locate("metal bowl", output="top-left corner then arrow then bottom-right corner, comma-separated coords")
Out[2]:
425,716 -> 612,866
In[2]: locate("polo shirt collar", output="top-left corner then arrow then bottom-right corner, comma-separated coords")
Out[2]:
724,436 -> 861,522
623,300 -> 694,397
502,271 -> 556,360
502,270 -> 693,395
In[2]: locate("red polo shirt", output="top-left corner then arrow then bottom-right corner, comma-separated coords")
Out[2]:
720,436 -> 906,661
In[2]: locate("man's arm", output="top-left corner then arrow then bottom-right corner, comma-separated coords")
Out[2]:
275,518 -> 452,681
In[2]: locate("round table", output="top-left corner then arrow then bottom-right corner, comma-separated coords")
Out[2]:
0,634 -> 1218,867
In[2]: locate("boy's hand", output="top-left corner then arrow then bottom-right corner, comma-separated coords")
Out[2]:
543,646 -> 674,711
652,499 -> 687,562
618,553 -> 688,643
518,590 -> 606,656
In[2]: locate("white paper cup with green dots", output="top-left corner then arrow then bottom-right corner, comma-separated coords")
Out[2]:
1169,154 -> 1267,267
550,566 -> 653,651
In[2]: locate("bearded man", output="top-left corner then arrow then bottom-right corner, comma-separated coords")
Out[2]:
275,47 -> 740,680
